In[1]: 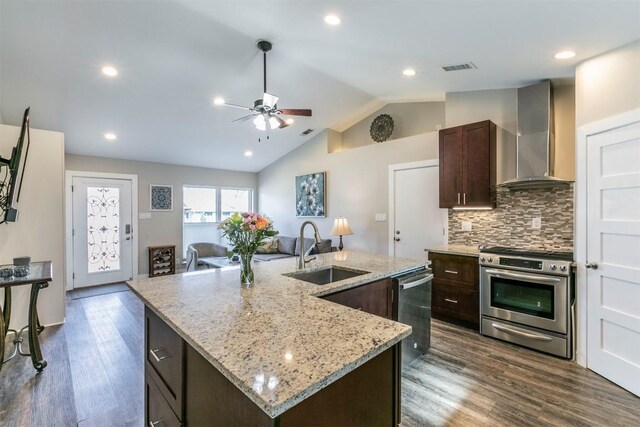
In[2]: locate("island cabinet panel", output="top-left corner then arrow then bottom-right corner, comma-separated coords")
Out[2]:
185,342 -> 401,426
145,307 -> 184,420
439,120 -> 496,208
322,278 -> 395,320
146,374 -> 181,427
428,253 -> 480,330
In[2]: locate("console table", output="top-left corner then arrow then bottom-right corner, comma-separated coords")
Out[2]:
0,261 -> 52,374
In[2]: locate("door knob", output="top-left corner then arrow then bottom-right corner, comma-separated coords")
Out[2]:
585,262 -> 598,270
394,237 -> 400,242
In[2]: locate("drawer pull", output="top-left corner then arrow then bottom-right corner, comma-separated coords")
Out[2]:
444,270 -> 459,275
149,420 -> 164,427
149,348 -> 170,362
444,298 -> 458,304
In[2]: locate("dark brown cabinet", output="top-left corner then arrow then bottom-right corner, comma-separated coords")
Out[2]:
439,120 -> 496,208
428,253 -> 479,330
322,278 -> 395,320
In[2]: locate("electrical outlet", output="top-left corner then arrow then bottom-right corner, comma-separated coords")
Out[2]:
531,217 -> 542,229
461,221 -> 472,231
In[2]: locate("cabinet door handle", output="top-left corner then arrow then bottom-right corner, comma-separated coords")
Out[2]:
149,348 -> 170,362
457,193 -> 461,204
463,193 -> 466,205
444,298 -> 458,304
444,270 -> 458,274
149,420 -> 164,427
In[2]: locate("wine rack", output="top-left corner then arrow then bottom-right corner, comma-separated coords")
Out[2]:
148,245 -> 176,278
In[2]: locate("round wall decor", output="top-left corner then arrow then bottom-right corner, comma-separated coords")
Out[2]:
370,114 -> 394,142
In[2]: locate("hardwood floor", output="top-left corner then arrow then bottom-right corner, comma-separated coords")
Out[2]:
1,290 -> 638,426
402,321 -> 640,427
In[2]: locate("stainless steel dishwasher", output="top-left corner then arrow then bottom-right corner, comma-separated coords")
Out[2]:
394,268 -> 433,367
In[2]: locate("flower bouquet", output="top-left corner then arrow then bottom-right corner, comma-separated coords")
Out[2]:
218,213 -> 278,285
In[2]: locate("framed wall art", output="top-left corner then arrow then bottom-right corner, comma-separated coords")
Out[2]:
150,184 -> 173,211
295,172 -> 326,217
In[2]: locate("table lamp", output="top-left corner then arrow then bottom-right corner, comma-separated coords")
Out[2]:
331,217 -> 353,251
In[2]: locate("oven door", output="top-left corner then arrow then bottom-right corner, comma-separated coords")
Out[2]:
481,268 -> 568,334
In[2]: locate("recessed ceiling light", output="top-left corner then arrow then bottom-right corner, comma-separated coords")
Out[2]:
285,118 -> 294,125
213,97 -> 225,105
101,65 -> 118,77
244,150 -> 253,157
403,68 -> 416,77
554,51 -> 576,59
324,15 -> 341,26
104,132 -> 117,140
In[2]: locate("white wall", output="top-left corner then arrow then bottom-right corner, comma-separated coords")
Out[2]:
65,154 -> 257,275
258,130 -> 439,254
576,40 -> 640,127
0,124 -> 65,326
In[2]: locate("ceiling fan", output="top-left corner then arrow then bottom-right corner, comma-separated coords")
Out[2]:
219,40 -> 312,131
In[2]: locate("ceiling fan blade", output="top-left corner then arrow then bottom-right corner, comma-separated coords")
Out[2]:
273,115 -> 289,129
263,92 -> 279,109
224,102 -> 253,111
280,108 -> 312,117
232,114 -> 257,123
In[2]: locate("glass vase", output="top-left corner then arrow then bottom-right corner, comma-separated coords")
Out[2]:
239,252 -> 254,286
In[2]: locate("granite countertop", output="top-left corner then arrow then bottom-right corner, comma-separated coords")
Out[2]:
427,245 -> 480,257
127,251 -> 424,418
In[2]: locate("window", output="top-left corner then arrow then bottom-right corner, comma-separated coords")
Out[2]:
182,186 -> 253,258
220,188 -> 251,220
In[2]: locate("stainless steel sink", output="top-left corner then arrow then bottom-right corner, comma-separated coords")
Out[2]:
284,266 -> 370,285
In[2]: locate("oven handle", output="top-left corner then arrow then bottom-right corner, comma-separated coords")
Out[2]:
484,269 -> 561,284
491,323 -> 553,342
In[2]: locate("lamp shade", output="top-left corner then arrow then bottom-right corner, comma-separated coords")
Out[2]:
331,217 -> 353,236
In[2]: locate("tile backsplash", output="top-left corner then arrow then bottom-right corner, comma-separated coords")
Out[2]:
448,186 -> 574,251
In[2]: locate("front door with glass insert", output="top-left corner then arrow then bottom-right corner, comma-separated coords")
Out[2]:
72,177 -> 133,287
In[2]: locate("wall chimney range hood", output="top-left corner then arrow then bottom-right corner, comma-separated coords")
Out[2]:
500,81 -> 573,190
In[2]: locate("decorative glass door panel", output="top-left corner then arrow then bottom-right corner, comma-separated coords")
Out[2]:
87,186 -> 121,273
72,177 -> 133,288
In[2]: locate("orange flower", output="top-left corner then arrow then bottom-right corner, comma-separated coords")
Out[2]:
255,217 -> 268,230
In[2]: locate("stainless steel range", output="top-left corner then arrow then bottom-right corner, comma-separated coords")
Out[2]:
479,247 -> 574,358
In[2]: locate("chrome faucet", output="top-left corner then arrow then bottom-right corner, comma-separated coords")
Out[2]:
298,220 -> 322,269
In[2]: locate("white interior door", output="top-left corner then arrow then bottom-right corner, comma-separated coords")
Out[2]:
392,164 -> 446,259
586,120 -> 640,396
72,177 -> 134,288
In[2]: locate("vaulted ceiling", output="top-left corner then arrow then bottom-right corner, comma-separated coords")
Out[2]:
1,1 -> 638,172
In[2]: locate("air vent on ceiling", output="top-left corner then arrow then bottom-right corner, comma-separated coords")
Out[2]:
442,62 -> 477,72
301,129 -> 314,136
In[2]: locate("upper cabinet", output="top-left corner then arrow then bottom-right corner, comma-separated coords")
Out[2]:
439,120 -> 496,208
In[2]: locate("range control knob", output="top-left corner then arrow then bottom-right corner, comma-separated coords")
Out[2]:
480,257 -> 486,262
488,258 -> 494,263
560,265 -> 567,272
550,264 -> 557,270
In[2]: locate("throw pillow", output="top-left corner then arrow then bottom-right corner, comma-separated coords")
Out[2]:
278,236 -> 297,255
256,238 -> 278,254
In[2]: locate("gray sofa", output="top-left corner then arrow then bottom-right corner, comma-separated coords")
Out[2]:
186,237 -> 332,271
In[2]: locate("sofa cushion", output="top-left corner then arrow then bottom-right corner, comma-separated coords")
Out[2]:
253,253 -> 295,262
277,236 -> 297,255
256,238 -> 278,254
311,239 -> 333,254
295,237 -> 317,256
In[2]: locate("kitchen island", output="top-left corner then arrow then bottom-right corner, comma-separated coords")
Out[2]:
127,251 -> 425,426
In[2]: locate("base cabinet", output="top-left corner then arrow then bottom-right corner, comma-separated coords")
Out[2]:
428,253 -> 480,330
144,304 -> 402,426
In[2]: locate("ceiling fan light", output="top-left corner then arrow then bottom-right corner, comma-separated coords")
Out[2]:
253,115 -> 267,131
269,116 -> 280,130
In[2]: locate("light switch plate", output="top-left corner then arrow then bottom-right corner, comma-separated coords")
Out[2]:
139,212 -> 152,220
461,221 -> 472,231
375,213 -> 387,222
531,217 -> 542,229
